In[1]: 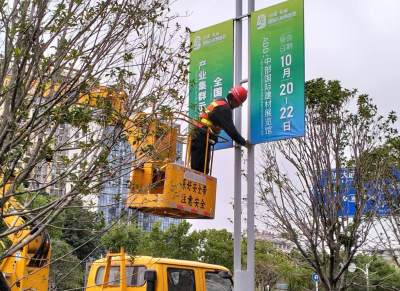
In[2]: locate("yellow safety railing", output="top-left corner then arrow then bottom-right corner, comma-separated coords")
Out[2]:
172,112 -> 228,176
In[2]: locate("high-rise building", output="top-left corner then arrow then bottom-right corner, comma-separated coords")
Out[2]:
27,124 -> 68,196
137,212 -> 181,232
97,125 -> 135,224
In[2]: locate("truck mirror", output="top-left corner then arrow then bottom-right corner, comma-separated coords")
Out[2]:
218,270 -> 233,279
144,269 -> 157,291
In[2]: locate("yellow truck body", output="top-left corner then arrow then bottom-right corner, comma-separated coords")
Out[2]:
0,175 -> 51,291
86,250 -> 233,291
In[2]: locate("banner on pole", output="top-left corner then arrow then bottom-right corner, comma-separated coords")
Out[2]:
249,0 -> 305,144
189,20 -> 234,150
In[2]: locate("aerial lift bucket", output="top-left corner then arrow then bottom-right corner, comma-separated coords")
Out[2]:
126,113 -> 225,219
127,163 -> 217,219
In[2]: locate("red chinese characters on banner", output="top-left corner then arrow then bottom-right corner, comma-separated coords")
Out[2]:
181,178 -> 208,209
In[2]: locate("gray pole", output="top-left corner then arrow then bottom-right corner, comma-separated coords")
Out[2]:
234,0 -> 243,275
247,0 -> 255,290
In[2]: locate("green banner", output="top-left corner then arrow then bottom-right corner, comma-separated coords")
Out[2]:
250,0 -> 305,144
189,20 -> 234,150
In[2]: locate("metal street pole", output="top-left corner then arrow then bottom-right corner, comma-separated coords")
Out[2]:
247,0 -> 255,290
234,0 -> 243,277
366,260 -> 372,291
235,0 -> 256,289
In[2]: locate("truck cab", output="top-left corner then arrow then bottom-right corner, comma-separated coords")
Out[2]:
85,249 -> 233,291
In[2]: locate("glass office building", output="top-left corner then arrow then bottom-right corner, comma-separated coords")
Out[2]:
97,133 -> 134,224
137,212 -> 181,232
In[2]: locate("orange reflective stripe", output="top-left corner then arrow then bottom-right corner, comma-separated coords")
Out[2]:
196,100 -> 226,131
205,101 -> 218,114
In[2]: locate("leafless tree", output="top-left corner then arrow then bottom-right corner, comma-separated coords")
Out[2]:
256,78 -> 397,291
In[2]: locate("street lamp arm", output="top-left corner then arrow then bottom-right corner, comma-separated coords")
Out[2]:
353,266 -> 367,276
348,260 -> 373,291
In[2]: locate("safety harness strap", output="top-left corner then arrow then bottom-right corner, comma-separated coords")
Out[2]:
196,99 -> 227,132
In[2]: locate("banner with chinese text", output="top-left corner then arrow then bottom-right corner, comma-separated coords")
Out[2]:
249,0 -> 305,144
189,20 -> 234,150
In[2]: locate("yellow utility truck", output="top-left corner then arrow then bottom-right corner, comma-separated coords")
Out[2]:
85,248 -> 234,291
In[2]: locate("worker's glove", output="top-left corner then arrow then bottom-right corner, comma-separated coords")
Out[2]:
244,140 -> 251,149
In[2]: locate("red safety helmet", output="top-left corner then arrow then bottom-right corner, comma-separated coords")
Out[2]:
230,86 -> 247,105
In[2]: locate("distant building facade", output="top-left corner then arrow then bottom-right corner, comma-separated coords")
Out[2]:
255,230 -> 296,253
27,124 -> 68,196
97,132 -> 134,224
137,212 -> 180,232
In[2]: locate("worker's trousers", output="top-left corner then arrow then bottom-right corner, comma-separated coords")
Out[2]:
190,128 -> 217,175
